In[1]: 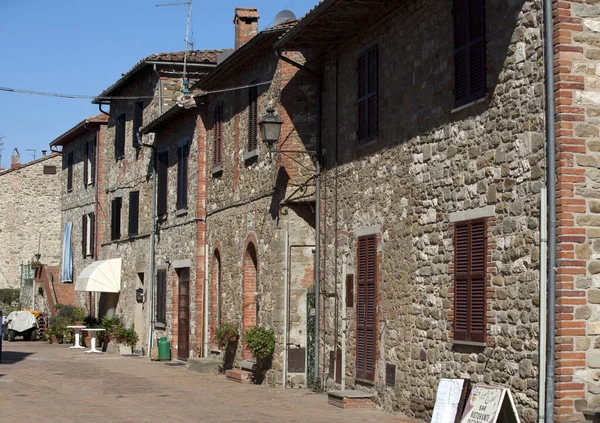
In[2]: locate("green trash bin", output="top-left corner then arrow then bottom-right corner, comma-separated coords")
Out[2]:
158,337 -> 171,361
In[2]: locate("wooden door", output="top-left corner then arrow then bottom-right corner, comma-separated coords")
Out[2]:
356,235 -> 376,382
177,269 -> 190,361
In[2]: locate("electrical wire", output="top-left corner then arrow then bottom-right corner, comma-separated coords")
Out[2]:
0,79 -> 275,101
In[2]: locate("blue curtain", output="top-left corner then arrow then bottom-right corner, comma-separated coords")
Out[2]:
61,221 -> 73,282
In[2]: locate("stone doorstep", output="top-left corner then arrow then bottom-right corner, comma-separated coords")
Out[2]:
187,358 -> 221,374
327,390 -> 376,410
225,369 -> 252,384
240,359 -> 256,371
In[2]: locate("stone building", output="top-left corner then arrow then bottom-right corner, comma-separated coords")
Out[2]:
0,150 -> 62,289
195,8 -> 318,385
279,0 -> 549,421
49,114 -> 108,313
91,50 -> 221,349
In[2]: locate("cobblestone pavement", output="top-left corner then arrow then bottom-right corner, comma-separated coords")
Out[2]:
0,341 -> 422,423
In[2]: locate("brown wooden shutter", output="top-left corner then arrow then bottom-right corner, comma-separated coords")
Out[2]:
157,151 -> 168,217
248,84 -> 258,152
82,214 -> 87,257
357,46 -> 378,145
83,142 -> 89,188
67,152 -> 73,191
111,197 -> 122,241
157,269 -> 167,323
453,0 -> 486,107
129,191 -> 139,237
453,218 -> 487,342
90,213 -> 95,257
115,114 -> 126,159
177,145 -> 188,209
356,235 -> 377,382
213,105 -> 223,167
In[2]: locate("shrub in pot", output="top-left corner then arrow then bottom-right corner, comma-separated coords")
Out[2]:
243,326 -> 275,384
213,321 -> 239,371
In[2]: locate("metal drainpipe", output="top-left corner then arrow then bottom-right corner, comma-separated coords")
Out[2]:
543,0 -> 557,419
143,144 -> 158,357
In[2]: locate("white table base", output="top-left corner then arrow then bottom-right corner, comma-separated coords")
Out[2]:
70,329 -> 85,349
85,336 -> 102,354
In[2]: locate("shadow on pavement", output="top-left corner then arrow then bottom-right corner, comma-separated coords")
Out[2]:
0,351 -> 34,364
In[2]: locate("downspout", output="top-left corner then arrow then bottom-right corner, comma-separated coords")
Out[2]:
539,188 -> 548,423
203,243 -> 209,357
98,104 -> 110,116
543,0 -> 557,419
276,49 -> 323,389
283,226 -> 289,388
143,143 -> 157,357
341,253 -> 350,390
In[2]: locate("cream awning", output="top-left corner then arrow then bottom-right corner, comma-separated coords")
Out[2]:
75,259 -> 122,293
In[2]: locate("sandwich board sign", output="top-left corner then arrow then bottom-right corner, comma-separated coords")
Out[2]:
459,384 -> 520,423
431,378 -> 469,423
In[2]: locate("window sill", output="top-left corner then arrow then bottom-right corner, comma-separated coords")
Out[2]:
155,322 -> 166,330
451,97 -> 486,114
244,149 -> 259,163
158,214 -> 167,222
176,208 -> 188,217
212,165 -> 222,177
449,340 -> 487,348
355,377 -> 375,386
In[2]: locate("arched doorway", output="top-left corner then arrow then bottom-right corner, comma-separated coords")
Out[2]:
242,242 -> 258,359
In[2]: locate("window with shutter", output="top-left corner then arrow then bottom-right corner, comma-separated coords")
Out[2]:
157,151 -> 169,217
177,144 -> 189,210
357,46 -> 378,145
67,152 -> 73,191
89,212 -> 95,257
129,191 -> 139,237
115,114 -> 126,160
133,102 -> 143,148
356,235 -> 377,382
453,218 -> 487,342
213,105 -> 223,168
453,0 -> 486,107
156,269 -> 167,324
111,197 -> 122,241
83,142 -> 89,188
248,83 -> 258,152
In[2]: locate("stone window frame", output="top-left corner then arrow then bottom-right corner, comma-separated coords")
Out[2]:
82,211 -> 95,258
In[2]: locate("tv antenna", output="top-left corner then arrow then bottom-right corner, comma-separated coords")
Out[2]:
26,149 -> 36,161
156,0 -> 193,94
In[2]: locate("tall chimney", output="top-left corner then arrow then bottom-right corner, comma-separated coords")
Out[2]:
11,148 -> 20,169
234,7 -> 259,50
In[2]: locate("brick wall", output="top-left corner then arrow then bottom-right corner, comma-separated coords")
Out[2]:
552,1 -> 600,420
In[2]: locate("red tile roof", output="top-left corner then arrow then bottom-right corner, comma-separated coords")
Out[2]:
49,114 -> 108,147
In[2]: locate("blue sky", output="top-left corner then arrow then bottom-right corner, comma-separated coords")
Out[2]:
0,0 -> 318,168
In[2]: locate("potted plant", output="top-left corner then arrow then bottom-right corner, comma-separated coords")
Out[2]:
214,321 -> 239,371
73,307 -> 86,327
243,326 -> 276,384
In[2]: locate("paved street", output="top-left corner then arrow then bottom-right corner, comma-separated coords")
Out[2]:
0,341 -> 421,423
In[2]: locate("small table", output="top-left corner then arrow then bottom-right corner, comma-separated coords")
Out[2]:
67,325 -> 86,349
82,328 -> 105,354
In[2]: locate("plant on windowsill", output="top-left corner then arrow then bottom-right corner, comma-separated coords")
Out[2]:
243,326 -> 275,384
214,321 -> 239,371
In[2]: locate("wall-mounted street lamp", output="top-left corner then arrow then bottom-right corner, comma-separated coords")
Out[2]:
136,288 -> 144,304
259,107 -> 284,150
259,106 -> 322,388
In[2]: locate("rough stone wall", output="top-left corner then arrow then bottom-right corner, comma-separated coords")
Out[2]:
59,124 -> 106,311
317,1 -> 545,421
0,154 -> 62,289
552,1 -> 600,421
201,48 -> 317,384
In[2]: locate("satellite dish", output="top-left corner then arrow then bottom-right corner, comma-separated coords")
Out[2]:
217,49 -> 234,65
273,10 -> 296,26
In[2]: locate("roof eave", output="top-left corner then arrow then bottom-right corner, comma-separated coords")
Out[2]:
49,118 -> 107,148
275,0 -> 337,49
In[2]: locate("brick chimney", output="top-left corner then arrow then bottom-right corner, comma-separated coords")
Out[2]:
234,7 -> 259,50
11,148 -> 20,169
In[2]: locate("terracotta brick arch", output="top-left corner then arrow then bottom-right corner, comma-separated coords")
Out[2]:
242,234 -> 259,359
210,242 -> 222,348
